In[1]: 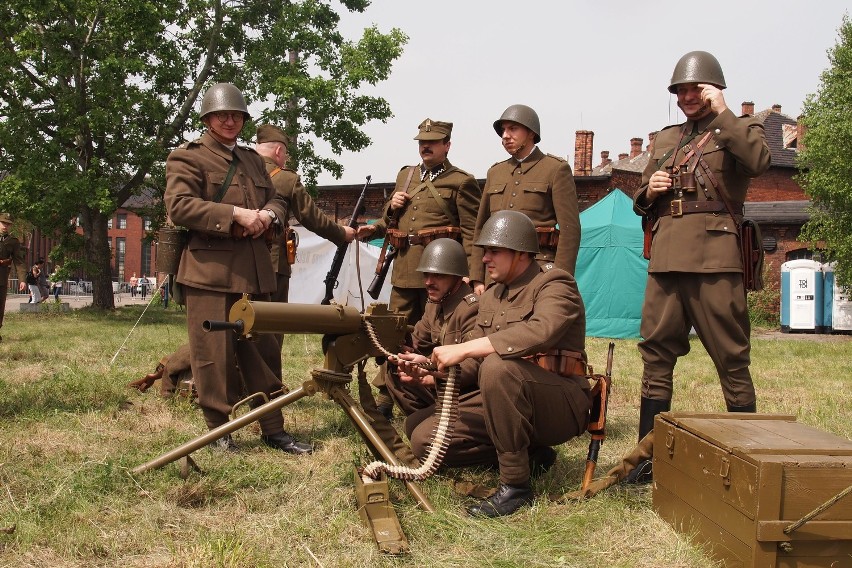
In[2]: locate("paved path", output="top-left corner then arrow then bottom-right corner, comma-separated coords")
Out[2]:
5,292 -> 164,313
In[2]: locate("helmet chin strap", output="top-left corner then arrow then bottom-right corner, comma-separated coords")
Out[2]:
504,251 -> 524,284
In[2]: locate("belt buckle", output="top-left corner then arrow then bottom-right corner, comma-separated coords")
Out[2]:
670,199 -> 683,217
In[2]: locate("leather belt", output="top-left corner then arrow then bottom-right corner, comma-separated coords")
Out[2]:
658,200 -> 743,218
525,349 -> 587,377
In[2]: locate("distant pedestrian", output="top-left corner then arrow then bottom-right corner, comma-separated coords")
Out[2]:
26,262 -> 42,303
0,212 -> 29,342
36,259 -> 49,302
129,273 -> 138,298
139,274 -> 148,300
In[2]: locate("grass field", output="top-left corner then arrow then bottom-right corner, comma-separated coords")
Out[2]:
0,304 -> 849,567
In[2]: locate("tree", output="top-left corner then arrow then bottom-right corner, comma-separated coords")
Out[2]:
798,15 -> 852,286
0,0 -> 406,308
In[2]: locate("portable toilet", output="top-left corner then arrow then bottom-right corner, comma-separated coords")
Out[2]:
822,262 -> 852,333
780,259 -> 824,333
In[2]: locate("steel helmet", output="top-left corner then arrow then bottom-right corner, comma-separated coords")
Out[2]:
668,51 -> 726,93
200,83 -> 250,119
417,238 -> 468,277
493,104 -> 541,143
474,210 -> 539,254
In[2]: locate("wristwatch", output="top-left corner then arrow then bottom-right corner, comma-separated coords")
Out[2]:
265,209 -> 278,224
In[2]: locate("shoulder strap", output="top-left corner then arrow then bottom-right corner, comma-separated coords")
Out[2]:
401,166 -> 416,194
269,166 -> 282,178
655,128 -> 700,170
214,153 -> 240,203
424,179 -> 459,226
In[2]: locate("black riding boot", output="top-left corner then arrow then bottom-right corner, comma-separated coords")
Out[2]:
623,397 -> 671,485
727,402 -> 757,413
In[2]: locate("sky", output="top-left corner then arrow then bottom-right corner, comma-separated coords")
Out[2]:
308,0 -> 849,185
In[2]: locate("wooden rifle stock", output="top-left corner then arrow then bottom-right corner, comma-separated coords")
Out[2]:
582,342 -> 615,491
322,175 -> 371,305
367,205 -> 404,299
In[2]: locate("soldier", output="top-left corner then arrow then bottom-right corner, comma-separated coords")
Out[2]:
470,104 -> 581,295
357,119 -> 481,418
387,238 -> 495,468
0,213 -> 28,341
432,211 -> 591,517
164,82 -> 311,455
253,124 -> 355,312
127,343 -> 194,399
626,51 -> 771,483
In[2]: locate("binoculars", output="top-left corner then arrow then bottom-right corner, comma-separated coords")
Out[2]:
666,165 -> 696,193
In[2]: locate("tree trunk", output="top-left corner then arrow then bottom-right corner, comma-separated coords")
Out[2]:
79,207 -> 115,310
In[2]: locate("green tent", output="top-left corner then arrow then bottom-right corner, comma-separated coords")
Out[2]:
575,190 -> 648,338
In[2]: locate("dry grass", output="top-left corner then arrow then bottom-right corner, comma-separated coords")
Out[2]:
0,306 -> 849,567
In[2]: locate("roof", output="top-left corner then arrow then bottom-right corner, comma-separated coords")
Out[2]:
753,109 -> 799,168
121,186 -> 160,209
591,151 -> 651,176
743,200 -> 810,223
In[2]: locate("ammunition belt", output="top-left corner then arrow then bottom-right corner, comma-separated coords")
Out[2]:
387,226 -> 461,251
658,200 -> 743,218
525,348 -> 587,377
535,226 -> 560,249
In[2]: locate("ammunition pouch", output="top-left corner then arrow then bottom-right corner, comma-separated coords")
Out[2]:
387,226 -> 462,251
740,218 -> 764,291
525,349 -> 587,377
535,226 -> 560,249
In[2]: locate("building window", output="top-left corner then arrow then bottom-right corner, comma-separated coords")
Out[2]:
117,214 -> 127,230
786,248 -> 814,262
144,217 -> 152,231
115,237 -> 126,280
141,240 -> 152,276
107,217 -> 113,229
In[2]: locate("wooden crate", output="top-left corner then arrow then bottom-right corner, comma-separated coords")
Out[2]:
653,412 -> 852,568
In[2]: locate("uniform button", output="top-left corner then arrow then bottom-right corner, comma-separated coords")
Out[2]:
215,223 -> 221,230
515,181 -> 520,185
416,196 -> 421,200
507,346 -> 513,352
413,206 -> 418,210
509,203 -> 514,208
501,311 -> 505,315
723,226 -> 728,230
715,128 -> 721,134
512,192 -> 516,197
496,325 -> 500,330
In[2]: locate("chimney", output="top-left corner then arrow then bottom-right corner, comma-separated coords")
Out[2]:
573,130 -> 594,176
599,150 -> 611,168
630,137 -> 643,159
742,101 -> 754,116
648,131 -> 658,152
618,153 -> 629,161
772,104 -> 782,113
797,114 -> 807,152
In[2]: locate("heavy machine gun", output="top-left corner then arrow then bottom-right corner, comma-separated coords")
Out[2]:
132,296 -> 434,554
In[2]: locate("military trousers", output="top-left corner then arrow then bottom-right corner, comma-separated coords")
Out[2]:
386,376 -> 497,468
371,286 -> 428,392
184,286 -> 286,434
479,354 -> 591,485
0,265 -> 8,329
638,271 -> 755,407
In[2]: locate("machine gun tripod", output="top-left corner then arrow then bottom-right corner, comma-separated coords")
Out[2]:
132,296 -> 432,554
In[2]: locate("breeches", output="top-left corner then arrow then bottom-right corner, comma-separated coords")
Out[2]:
184,286 -> 285,432
638,272 -> 754,407
479,354 -> 591,485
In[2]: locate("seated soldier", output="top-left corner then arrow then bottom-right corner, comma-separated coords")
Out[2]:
432,210 -> 592,518
388,238 -> 496,468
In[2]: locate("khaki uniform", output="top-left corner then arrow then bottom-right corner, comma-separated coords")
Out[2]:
165,132 -> 289,431
262,157 -> 347,303
471,147 -> 580,282
371,161 -> 481,325
474,262 -> 591,485
385,283 -> 496,468
633,108 -> 770,407
0,232 -> 27,333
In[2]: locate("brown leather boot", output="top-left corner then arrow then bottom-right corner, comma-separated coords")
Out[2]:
127,364 -> 165,393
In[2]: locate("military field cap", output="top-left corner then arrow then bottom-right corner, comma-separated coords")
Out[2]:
0,213 -> 13,223
414,118 -> 452,141
256,124 -> 290,146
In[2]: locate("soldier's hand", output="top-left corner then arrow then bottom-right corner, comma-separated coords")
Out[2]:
389,191 -> 409,211
342,226 -> 356,243
471,281 -> 485,296
698,83 -> 727,115
357,225 -> 376,240
232,207 -> 266,238
646,170 -> 673,202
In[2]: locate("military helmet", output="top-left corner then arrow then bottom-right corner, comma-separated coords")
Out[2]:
417,238 -> 468,277
200,83 -> 250,119
493,104 -> 541,143
668,51 -> 726,93
474,210 -> 539,254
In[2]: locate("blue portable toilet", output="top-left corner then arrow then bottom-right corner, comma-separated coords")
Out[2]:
822,262 -> 852,333
780,259 -> 824,333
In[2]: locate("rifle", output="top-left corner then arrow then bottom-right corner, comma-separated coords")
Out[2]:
322,175 -> 371,305
582,342 -> 615,491
367,212 -> 400,299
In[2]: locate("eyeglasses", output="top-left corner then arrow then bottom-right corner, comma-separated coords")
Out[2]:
211,111 -> 245,123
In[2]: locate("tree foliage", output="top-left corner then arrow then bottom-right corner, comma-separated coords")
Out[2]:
0,0 -> 406,307
798,15 -> 852,286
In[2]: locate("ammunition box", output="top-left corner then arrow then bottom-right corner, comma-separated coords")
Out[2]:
653,412 -> 852,567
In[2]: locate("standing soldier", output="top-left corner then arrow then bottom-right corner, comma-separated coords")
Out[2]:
626,51 -> 770,483
254,124 -> 356,307
357,119 -> 481,417
0,213 -> 28,341
164,82 -> 311,455
432,211 -> 591,517
470,104 -> 581,295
